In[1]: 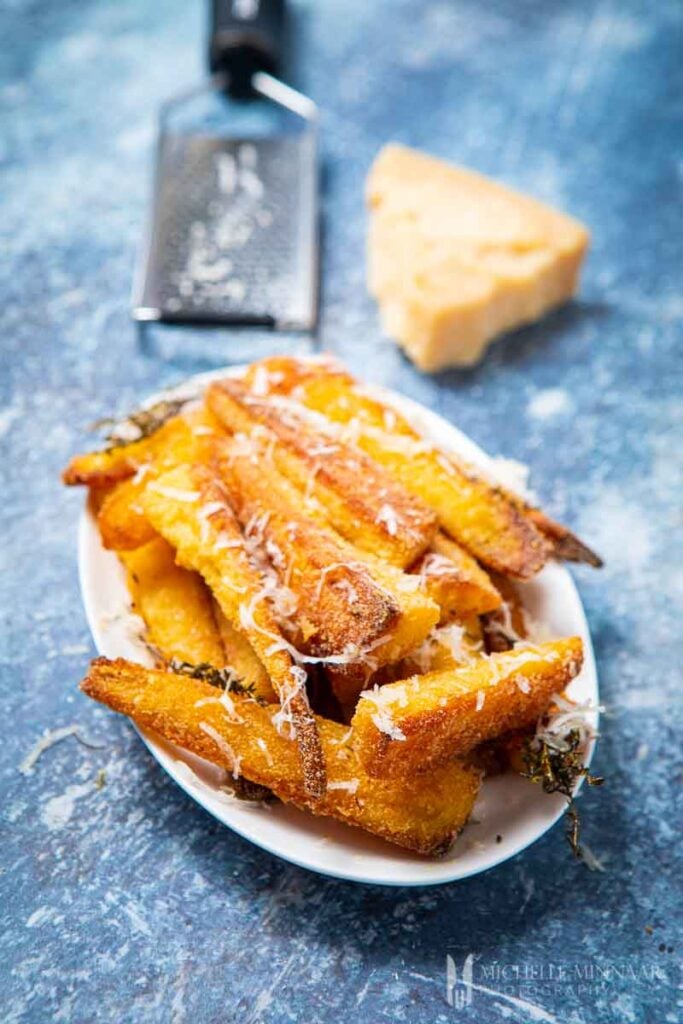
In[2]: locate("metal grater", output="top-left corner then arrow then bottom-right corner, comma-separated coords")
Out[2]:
133,0 -> 318,332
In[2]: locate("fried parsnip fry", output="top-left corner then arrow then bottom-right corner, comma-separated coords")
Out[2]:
63,416 -> 186,488
141,464 -> 325,798
120,537 -> 276,701
365,619 -> 484,687
121,537 -> 226,668
241,357 -> 602,572
214,435 -> 440,669
64,435 -> 156,488
82,658 -> 481,855
241,367 -> 550,580
526,507 -> 603,568
94,408 -> 224,551
63,406 -> 223,489
98,477 -> 158,551
207,379 -> 437,568
410,532 -> 502,621
480,474 -> 602,569
351,637 -> 584,778
215,437 -> 399,657
86,482 -> 115,517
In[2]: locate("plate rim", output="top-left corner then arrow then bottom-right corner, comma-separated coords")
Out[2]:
77,361 -> 599,886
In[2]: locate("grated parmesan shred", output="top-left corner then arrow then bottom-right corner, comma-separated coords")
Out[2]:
376,503 -> 400,537
132,462 -> 152,485
370,709 -> 407,742
313,561 -> 366,604
256,737 -> 274,766
327,779 -> 360,794
494,599 -> 524,644
147,483 -> 200,503
535,694 -> 603,753
332,577 -> 359,607
198,500 -> 228,544
329,727 -> 353,746
418,553 -> 460,580
271,665 -> 307,739
479,645 -> 561,688
249,365 -> 271,397
407,622 -> 481,673
19,725 -> 103,775
240,589 -> 391,668
198,721 -> 242,778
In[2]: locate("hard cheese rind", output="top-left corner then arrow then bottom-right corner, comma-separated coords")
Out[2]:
367,144 -> 590,371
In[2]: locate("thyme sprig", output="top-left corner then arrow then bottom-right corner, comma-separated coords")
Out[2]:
168,659 -> 259,700
522,728 -> 604,860
91,398 -> 188,451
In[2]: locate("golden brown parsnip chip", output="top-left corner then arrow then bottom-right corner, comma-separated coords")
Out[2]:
121,537 -> 275,702
410,532 -> 502,621
351,637 -> 583,778
81,658 -> 481,855
141,464 -> 325,798
98,478 -> 158,551
237,369 -> 551,580
207,378 -> 437,568
63,406 -> 223,488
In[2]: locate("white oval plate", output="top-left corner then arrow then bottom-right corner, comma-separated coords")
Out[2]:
78,364 -> 599,886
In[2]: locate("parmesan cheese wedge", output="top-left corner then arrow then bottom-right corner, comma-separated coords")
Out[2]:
367,144 -> 590,371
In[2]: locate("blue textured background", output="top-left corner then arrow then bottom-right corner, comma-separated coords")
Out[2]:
1,1 -> 681,1021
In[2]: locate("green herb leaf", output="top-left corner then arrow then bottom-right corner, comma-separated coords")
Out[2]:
168,659 -> 259,700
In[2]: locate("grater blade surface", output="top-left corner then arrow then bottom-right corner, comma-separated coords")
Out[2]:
134,131 -> 317,330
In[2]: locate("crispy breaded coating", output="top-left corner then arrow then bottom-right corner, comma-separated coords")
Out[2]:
238,368 -> 550,580
212,600 -> 275,701
82,658 -> 481,855
214,435 -> 440,673
121,537 -> 227,668
351,637 -> 584,778
141,463 -> 325,798
98,477 -> 158,551
207,379 -> 437,568
410,532 -> 502,621
214,435 -> 401,662
243,358 -> 601,575
63,406 -> 224,488
120,537 -> 276,701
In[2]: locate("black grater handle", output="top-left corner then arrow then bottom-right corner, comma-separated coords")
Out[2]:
209,0 -> 286,98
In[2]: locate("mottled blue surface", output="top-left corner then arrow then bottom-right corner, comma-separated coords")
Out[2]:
1,1 -> 681,1022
